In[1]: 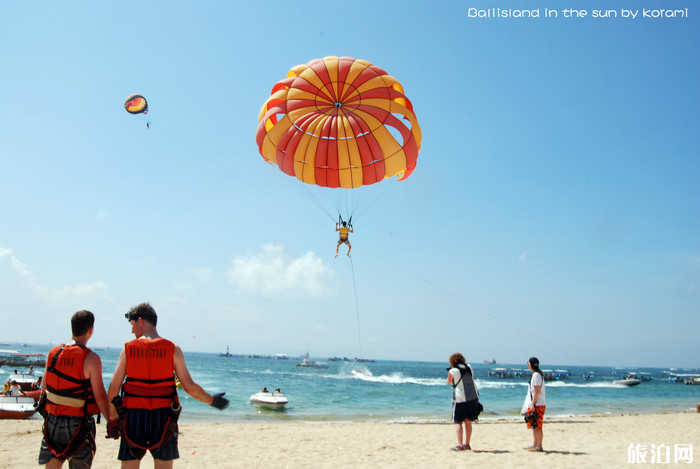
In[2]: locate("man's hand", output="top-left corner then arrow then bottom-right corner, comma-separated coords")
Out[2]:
210,392 -> 229,410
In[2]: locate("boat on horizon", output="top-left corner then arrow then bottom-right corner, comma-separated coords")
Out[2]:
297,353 -> 329,369
613,378 -> 641,387
484,359 -> 496,365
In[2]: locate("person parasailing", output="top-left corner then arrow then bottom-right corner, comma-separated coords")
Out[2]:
335,219 -> 354,258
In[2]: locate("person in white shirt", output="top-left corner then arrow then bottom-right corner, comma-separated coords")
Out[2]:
8,380 -> 23,397
524,356 -> 546,452
447,353 -> 480,451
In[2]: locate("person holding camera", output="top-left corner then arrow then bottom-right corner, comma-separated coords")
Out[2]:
447,353 -> 480,451
523,356 -> 546,452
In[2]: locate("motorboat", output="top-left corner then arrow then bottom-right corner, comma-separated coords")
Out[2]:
249,388 -> 288,410
613,378 -> 641,387
582,372 -> 596,381
626,372 -> 653,381
488,368 -> 511,378
296,353 -> 329,369
4,373 -> 40,392
0,396 -> 37,419
3,353 -> 46,368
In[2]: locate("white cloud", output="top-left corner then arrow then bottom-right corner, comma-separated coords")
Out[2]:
0,246 -> 110,303
228,244 -> 335,297
519,251 -> 531,264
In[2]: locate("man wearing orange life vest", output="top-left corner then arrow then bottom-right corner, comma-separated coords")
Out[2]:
335,221 -> 354,258
107,302 -> 229,468
38,310 -> 113,469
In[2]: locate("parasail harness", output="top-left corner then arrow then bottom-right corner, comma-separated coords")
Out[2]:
37,344 -> 97,460
112,375 -> 182,451
338,214 -> 353,230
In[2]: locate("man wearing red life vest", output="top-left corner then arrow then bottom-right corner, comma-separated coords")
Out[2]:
107,302 -> 228,468
38,310 -> 113,469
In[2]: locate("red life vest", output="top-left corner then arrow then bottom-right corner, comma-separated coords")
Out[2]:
44,344 -> 98,417
123,337 -> 177,410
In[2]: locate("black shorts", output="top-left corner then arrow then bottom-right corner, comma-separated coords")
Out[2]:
452,399 -> 480,423
118,408 -> 179,461
39,414 -> 96,469
338,237 -> 349,244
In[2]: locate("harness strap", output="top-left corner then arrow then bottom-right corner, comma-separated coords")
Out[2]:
45,390 -> 85,408
122,382 -> 176,398
120,403 -> 181,451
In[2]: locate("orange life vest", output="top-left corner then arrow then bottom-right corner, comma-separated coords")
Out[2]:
44,344 -> 98,417
122,337 -> 177,410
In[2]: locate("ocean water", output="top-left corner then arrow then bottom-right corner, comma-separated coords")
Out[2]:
2,345 -> 698,423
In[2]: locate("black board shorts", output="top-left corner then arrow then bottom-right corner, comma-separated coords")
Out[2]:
118,408 -> 179,461
39,414 -> 96,468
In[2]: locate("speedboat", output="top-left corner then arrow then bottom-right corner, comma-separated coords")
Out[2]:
0,396 -> 37,419
6,373 -> 40,391
296,353 -> 329,369
613,378 -> 641,387
249,389 -> 288,410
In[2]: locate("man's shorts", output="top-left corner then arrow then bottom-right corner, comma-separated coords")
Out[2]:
118,408 -> 179,461
452,399 -> 480,423
526,405 -> 546,429
338,237 -> 349,244
38,414 -> 96,469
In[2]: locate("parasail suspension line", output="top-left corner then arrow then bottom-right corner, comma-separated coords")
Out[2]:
349,256 -> 362,360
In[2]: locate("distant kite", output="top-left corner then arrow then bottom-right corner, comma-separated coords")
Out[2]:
256,56 -> 421,189
124,94 -> 148,115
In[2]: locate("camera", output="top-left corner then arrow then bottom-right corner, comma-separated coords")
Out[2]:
524,412 -> 539,428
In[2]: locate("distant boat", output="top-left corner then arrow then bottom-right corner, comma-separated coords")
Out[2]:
275,354 -> 288,360
297,353 -> 329,369
613,378 -> 641,387
484,359 -> 496,365
219,346 -> 233,358
625,372 -> 653,381
583,372 -> 596,381
488,368 -> 511,379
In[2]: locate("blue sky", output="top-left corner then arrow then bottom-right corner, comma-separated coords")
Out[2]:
1,1 -> 698,368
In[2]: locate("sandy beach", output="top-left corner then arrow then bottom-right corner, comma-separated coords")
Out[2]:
1,412 -> 697,468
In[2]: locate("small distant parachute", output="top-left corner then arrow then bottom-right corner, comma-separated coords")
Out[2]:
124,94 -> 148,115
256,56 -> 421,190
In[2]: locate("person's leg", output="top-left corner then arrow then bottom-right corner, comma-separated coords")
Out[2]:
45,458 -> 63,469
533,427 -> 543,449
455,422 -> 463,447
121,461 -> 141,469
464,420 -> 473,448
346,241 -> 352,257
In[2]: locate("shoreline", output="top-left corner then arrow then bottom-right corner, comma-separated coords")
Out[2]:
1,411 -> 697,468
